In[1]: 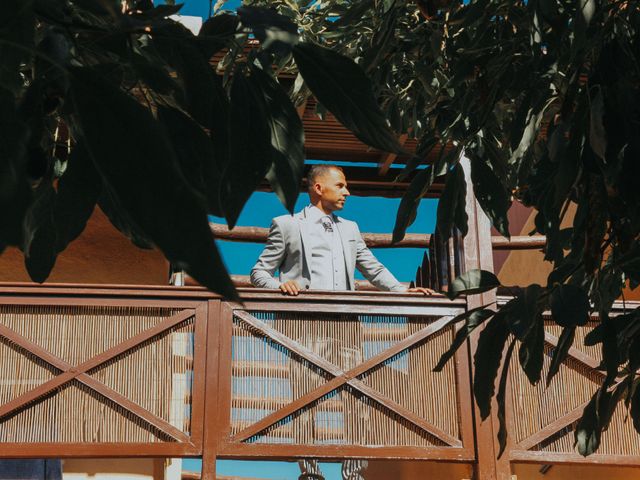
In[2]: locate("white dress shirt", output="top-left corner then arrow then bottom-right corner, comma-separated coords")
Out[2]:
304,205 -> 348,291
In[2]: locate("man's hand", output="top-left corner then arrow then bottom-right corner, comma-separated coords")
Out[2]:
279,280 -> 301,296
407,287 -> 437,295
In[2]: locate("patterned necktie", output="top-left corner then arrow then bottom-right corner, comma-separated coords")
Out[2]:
321,217 -> 333,233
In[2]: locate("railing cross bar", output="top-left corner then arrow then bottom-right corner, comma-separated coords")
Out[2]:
231,311 -> 459,446
0,310 -> 194,443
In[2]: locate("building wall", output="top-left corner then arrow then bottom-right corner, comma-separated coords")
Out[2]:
63,459 -> 181,480
0,209 -> 167,285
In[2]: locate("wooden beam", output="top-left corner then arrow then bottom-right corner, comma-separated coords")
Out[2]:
210,222 -> 548,251
209,223 -> 431,248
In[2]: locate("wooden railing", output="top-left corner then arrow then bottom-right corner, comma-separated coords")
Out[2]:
1,284 -> 638,479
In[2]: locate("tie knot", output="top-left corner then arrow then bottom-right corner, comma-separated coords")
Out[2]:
321,217 -> 333,233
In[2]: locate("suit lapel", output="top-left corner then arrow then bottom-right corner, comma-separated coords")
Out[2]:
335,217 -> 353,287
297,210 -> 313,275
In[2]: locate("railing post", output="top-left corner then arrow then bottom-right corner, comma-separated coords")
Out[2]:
201,299 -> 223,480
459,156 -> 512,480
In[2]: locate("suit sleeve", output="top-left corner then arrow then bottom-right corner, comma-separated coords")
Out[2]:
250,219 -> 286,289
354,224 -> 406,292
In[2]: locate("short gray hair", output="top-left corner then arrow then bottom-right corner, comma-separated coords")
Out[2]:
306,164 -> 343,190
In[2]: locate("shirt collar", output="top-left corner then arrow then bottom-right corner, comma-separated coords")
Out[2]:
306,205 -> 335,224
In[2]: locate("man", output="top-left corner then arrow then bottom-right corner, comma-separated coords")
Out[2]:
251,164 -> 435,297
251,165 -> 434,480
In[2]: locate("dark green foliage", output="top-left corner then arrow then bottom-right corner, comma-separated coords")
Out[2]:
433,306 -> 495,372
392,167 -> 434,243
54,141 -> 101,252
474,311 -> 509,419
447,269 -> 500,299
3,0 -> 640,457
251,66 -> 305,214
0,2 -> 404,298
292,42 -> 405,155
436,163 -> 468,241
69,66 -> 237,299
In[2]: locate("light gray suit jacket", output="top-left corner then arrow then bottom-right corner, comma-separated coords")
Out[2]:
250,208 -> 405,292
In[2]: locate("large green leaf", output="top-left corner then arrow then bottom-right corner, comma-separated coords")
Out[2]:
470,151 -> 511,238
0,0 -> 35,92
0,88 -> 31,248
98,187 -> 153,250
23,181 -> 57,282
448,269 -> 501,299
551,283 -> 590,327
157,105 -> 225,216
292,42 -> 404,155
518,308 -> 545,385
69,66 -> 236,299
198,13 -> 239,59
474,312 -> 510,419
575,389 -> 607,457
631,382 -> 640,435
497,339 -> 516,458
433,306 -> 495,371
546,325 -> 575,386
55,141 -> 101,252
251,66 -> 305,213
392,167 -> 434,243
153,24 -> 220,130
222,70 -> 273,228
505,284 -> 543,340
436,163 -> 468,241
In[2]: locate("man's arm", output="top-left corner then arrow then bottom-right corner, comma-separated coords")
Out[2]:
355,226 -> 435,295
250,219 -> 286,289
354,227 -> 406,292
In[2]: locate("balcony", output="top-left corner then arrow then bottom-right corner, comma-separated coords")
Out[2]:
1,283 -> 638,480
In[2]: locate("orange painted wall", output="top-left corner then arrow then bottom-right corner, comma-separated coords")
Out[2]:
0,208 -> 167,285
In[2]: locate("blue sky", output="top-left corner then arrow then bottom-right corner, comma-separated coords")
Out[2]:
169,1 -> 438,477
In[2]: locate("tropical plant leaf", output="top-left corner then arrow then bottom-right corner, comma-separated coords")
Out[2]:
631,382 -> 640,435
470,151 -> 511,238
504,284 -> 543,340
575,389 -> 608,457
251,66 -> 305,213
518,308 -> 545,385
0,88 -> 31,248
157,105 -> 224,216
23,181 -> 57,282
198,12 -> 239,59
436,163 -> 468,241
392,167 -> 434,243
69,66 -> 237,299
551,283 -> 590,327
433,306 -> 495,371
474,312 -> 510,419
546,325 -> 575,386
153,24 -> 220,130
448,269 -> 501,299
292,42 -> 405,155
0,0 -> 35,93
497,339 -> 516,458
54,141 -> 101,252
97,187 -> 153,250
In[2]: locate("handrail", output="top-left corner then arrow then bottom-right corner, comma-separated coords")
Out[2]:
210,222 -> 547,250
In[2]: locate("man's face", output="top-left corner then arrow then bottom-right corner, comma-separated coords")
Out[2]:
315,168 -> 350,212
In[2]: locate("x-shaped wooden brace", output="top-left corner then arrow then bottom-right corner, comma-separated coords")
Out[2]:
231,310 -> 462,447
0,309 -> 194,443
515,331 -> 611,451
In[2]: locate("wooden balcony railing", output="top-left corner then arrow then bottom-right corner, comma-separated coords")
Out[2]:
0,284 -> 638,479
